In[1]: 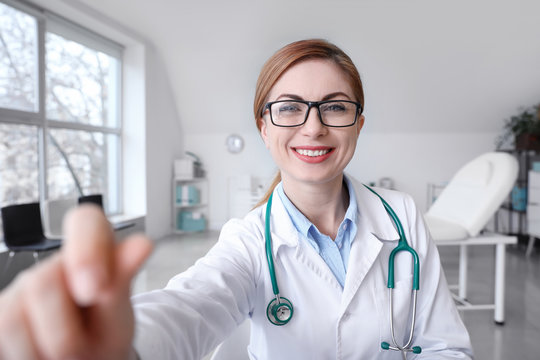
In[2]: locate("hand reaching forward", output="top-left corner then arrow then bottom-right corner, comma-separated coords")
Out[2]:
0,205 -> 153,360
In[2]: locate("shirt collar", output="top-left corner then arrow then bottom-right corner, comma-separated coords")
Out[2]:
276,183 -> 312,238
276,176 -> 358,239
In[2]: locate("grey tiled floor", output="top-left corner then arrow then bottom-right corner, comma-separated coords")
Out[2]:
132,231 -> 220,295
133,231 -> 540,359
439,244 -> 540,360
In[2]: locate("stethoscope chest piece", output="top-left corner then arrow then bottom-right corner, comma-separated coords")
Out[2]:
266,296 -> 294,325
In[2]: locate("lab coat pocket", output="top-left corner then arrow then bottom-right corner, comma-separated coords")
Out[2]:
376,274 -> 414,354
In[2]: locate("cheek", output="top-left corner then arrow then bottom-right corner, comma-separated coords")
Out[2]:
265,127 -> 291,151
344,133 -> 359,151
339,135 -> 359,163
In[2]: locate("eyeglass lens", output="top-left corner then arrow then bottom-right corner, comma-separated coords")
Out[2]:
270,101 -> 357,127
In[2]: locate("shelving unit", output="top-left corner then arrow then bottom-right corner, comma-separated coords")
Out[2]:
496,150 -> 540,246
526,171 -> 540,256
426,181 -> 448,210
173,177 -> 208,233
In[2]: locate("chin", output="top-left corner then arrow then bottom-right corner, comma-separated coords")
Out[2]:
290,170 -> 343,185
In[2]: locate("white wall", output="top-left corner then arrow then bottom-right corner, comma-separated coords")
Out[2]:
144,46 -> 184,237
177,0 -> 540,228
186,131 -> 499,229
185,132 -> 274,229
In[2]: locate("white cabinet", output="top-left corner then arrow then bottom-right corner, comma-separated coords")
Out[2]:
527,171 -> 540,234
228,175 -> 268,219
173,177 -> 208,233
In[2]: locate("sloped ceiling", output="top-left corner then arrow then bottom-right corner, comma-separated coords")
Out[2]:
51,0 -> 540,134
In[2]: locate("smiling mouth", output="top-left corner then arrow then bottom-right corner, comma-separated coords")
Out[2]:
294,148 -> 332,157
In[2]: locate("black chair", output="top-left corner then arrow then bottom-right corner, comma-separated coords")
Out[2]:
78,194 -> 104,208
1,202 -> 62,277
77,194 -> 134,231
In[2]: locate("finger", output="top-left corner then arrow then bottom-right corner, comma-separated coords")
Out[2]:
62,204 -> 115,306
23,256 -> 86,359
79,235 -> 152,358
0,315 -> 42,360
0,273 -> 46,360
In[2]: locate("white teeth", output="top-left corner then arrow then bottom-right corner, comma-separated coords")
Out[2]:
295,149 -> 330,157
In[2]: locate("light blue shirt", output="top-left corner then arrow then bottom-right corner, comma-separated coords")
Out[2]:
276,176 -> 358,288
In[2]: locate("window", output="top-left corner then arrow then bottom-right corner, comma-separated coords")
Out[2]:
0,0 -> 123,222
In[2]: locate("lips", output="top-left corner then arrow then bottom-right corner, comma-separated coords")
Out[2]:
292,146 -> 334,163
295,148 -> 331,157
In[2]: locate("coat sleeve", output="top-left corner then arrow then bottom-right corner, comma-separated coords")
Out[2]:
402,194 -> 474,359
131,218 -> 263,360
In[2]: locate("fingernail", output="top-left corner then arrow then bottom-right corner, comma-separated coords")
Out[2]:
72,267 -> 104,306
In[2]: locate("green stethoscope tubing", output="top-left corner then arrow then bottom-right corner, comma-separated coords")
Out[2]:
362,185 -> 421,356
265,192 -> 293,325
362,185 -> 420,291
264,185 -> 421,355
265,191 -> 279,295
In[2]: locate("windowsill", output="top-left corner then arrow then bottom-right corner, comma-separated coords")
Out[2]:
0,214 -> 146,253
109,214 -> 145,235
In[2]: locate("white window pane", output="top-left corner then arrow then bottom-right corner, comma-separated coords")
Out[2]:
47,129 -> 119,214
45,32 -> 120,128
0,123 -> 39,206
0,2 -> 38,112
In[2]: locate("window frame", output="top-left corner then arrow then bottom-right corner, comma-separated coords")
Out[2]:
0,0 -> 124,214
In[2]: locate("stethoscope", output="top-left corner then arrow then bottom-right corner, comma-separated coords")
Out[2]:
264,185 -> 422,358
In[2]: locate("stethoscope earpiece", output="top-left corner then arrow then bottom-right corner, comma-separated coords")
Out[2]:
266,296 -> 294,325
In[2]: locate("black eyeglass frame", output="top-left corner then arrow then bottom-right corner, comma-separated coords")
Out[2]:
262,99 -> 363,128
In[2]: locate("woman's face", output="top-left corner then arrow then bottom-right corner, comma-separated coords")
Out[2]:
259,59 -> 364,187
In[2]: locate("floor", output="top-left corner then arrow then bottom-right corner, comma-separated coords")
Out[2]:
133,231 -> 540,359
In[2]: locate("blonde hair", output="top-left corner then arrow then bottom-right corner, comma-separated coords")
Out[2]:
253,39 -> 364,208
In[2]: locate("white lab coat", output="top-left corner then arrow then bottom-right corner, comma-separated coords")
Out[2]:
132,178 -> 473,359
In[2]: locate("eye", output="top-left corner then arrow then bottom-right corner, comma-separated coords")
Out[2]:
321,102 -> 347,113
277,102 -> 303,115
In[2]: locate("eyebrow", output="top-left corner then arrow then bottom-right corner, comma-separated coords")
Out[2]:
275,92 -> 352,101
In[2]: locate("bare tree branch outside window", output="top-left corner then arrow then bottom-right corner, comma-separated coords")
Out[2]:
0,2 -> 121,224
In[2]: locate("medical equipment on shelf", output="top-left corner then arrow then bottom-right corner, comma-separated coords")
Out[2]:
264,185 -> 421,357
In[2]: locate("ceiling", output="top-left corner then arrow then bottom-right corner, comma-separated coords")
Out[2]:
44,0 -> 540,134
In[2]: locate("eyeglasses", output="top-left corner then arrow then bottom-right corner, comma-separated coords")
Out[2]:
263,100 -> 362,128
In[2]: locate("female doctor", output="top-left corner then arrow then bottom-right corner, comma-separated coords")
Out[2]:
0,39 -> 473,360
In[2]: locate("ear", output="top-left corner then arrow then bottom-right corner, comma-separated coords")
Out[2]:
355,114 -> 365,137
258,117 -> 270,148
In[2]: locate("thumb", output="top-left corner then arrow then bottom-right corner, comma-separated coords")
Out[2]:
114,234 -> 153,288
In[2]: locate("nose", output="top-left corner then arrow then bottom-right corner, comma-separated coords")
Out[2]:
301,106 -> 327,137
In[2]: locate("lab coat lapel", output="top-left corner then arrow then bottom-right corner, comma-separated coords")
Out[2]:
341,180 -> 400,312
341,228 -> 382,311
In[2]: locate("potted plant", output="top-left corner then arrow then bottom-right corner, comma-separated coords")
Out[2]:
496,103 -> 540,150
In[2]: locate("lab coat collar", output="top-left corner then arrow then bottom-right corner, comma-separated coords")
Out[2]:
350,177 -> 400,242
